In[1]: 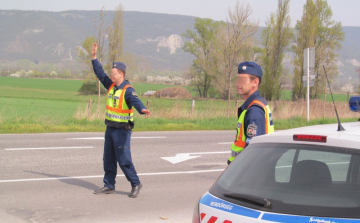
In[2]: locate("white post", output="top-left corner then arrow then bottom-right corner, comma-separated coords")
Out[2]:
307,48 -> 310,122
191,100 -> 195,115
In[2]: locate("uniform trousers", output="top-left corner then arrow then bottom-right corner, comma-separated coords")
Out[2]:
103,126 -> 140,189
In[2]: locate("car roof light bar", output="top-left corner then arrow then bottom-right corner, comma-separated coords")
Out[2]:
293,134 -> 327,143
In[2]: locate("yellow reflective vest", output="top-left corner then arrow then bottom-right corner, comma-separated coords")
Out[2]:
229,99 -> 274,162
105,83 -> 134,123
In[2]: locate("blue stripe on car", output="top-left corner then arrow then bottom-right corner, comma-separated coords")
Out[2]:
262,213 -> 360,222
200,193 -> 261,219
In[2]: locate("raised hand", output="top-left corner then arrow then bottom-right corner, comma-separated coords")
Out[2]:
92,43 -> 98,59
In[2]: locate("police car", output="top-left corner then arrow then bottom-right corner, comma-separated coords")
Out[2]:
193,96 -> 360,223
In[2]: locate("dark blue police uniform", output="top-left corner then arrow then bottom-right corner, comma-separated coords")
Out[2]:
237,90 -> 267,147
92,59 -> 146,189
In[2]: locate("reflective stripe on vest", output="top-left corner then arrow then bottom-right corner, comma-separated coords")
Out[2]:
105,84 -> 134,123
105,112 -> 133,120
229,100 -> 274,162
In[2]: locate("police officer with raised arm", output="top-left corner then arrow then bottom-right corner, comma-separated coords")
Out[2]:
228,61 -> 274,164
91,43 -> 151,198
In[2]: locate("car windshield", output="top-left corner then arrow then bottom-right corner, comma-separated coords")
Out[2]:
210,143 -> 360,218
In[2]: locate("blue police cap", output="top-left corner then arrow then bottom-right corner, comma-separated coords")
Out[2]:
238,61 -> 262,78
112,62 -> 126,71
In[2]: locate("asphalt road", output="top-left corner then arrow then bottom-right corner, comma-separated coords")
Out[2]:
0,130 -> 234,223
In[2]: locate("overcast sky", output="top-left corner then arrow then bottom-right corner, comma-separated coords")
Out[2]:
0,0 -> 358,27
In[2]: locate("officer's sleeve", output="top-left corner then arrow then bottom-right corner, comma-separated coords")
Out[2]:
91,59 -> 113,90
125,88 -> 146,114
244,105 -> 266,146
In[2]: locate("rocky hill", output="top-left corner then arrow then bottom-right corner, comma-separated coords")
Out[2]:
0,10 -> 359,89
0,10 -> 196,71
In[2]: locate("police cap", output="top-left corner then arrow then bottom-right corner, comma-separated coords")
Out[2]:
112,62 -> 126,71
238,61 -> 262,78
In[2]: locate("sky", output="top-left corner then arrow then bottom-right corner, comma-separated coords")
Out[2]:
0,0 -> 359,27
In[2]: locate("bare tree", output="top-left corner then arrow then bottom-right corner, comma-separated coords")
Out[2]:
107,4 -> 124,69
213,2 -> 258,115
106,4 -> 148,82
93,7 -> 108,113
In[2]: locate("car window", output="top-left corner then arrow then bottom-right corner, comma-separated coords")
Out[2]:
275,149 -> 295,182
275,149 -> 351,182
297,150 -> 351,182
210,143 -> 360,218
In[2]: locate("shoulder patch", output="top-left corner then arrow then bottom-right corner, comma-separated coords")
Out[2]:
247,123 -> 258,138
132,91 -> 138,97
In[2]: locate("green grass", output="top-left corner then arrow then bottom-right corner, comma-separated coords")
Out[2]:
0,77 -> 357,134
274,116 -> 358,130
131,82 -> 197,97
280,89 -> 352,102
0,76 -> 83,92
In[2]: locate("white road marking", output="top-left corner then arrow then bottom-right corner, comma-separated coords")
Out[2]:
162,151 -> 229,164
4,146 -> 94,151
0,169 -> 225,183
218,142 -> 233,145
68,136 -> 167,140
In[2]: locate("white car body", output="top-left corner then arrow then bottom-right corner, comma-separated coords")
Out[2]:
194,121 -> 360,223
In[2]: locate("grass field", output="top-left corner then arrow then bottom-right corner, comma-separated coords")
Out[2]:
281,89 -> 353,102
0,77 -> 358,133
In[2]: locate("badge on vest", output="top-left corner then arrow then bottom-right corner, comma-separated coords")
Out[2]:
237,122 -> 241,129
247,123 -> 258,138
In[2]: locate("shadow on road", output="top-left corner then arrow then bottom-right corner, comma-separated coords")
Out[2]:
23,170 -> 128,195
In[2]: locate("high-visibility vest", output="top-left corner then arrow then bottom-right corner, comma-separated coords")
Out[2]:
105,83 -> 134,123
229,99 -> 274,162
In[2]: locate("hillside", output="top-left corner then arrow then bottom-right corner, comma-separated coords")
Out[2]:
0,10 -> 359,88
0,10 -> 196,71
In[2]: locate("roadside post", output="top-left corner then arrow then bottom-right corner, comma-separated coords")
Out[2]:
191,100 -> 195,115
303,47 -> 315,122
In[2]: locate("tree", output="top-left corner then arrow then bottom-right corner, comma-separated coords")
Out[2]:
77,35 -> 97,79
182,18 -> 221,98
291,0 -> 344,100
213,2 -> 258,115
260,0 -> 293,101
106,4 -> 148,82
77,36 -> 106,95
93,7 -> 108,114
77,6 -> 108,98
107,4 -> 124,70
184,64 -> 211,98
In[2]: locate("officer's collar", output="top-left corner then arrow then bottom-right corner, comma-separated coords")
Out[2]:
241,91 -> 260,110
116,80 -> 129,89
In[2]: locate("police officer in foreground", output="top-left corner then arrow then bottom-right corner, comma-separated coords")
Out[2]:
228,61 -> 274,164
91,43 -> 151,198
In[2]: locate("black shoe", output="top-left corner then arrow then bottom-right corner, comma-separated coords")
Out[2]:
93,187 -> 115,195
128,184 -> 143,198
